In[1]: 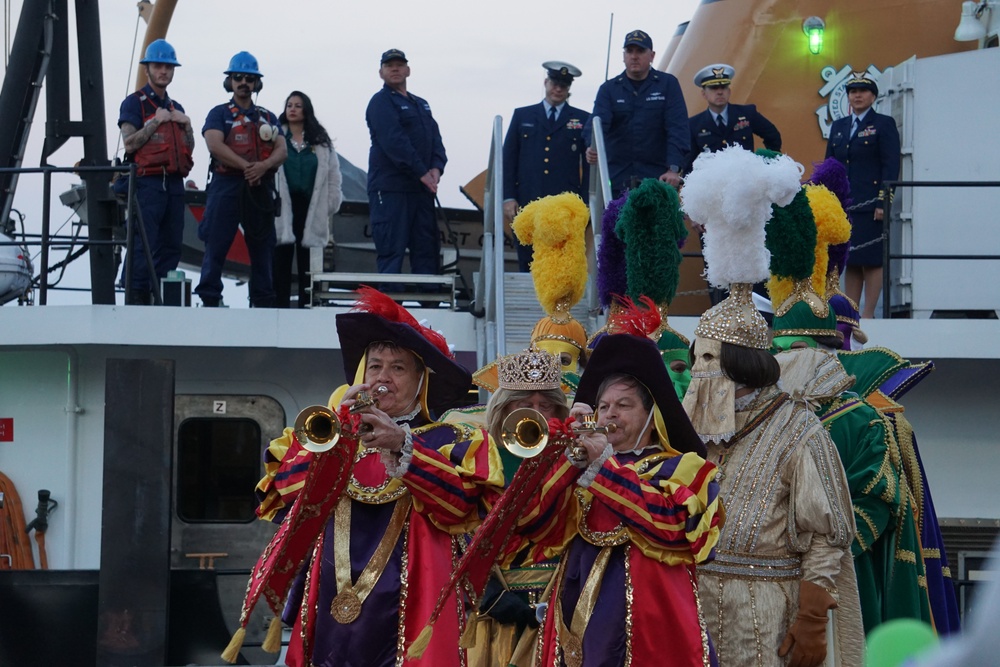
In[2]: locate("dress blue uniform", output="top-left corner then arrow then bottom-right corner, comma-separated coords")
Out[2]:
366,81 -> 447,275
584,69 -> 690,195
684,104 -> 781,173
196,100 -> 283,307
118,84 -> 187,300
826,110 -> 900,266
503,102 -> 589,271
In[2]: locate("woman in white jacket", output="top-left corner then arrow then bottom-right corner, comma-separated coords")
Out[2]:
274,91 -> 343,307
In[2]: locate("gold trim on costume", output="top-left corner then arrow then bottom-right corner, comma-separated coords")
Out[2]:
331,496 -> 411,624
574,489 -> 630,546
554,546 -> 613,667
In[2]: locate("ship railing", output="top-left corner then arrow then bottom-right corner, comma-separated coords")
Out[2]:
0,163 -> 139,306
880,179 -> 1000,318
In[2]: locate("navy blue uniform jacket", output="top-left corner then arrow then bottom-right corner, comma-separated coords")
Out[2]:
825,111 -> 900,212
684,103 -> 781,173
503,102 -> 589,204
583,69 -> 690,191
366,85 -> 447,193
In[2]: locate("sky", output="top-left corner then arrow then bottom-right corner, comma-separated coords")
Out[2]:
3,0 -> 699,306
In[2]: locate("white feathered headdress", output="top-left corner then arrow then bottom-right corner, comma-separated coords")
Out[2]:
680,147 -> 803,348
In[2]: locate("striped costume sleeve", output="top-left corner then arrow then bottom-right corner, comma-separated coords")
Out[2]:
403,423 -> 506,535
588,452 -> 722,565
254,426 -> 315,524
501,455 -> 585,566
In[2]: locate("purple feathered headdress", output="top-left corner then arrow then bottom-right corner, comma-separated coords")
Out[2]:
809,158 -> 853,275
597,191 -> 630,309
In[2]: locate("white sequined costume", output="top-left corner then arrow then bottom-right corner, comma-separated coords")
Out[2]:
698,385 -> 865,667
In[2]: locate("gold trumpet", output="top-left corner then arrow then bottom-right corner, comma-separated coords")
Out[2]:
294,405 -> 343,453
500,408 -> 617,459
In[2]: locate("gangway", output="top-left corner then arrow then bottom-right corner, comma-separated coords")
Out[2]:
473,116 -> 612,375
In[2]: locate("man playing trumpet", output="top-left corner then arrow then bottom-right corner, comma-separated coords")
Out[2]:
503,327 -> 722,667
243,286 -> 503,667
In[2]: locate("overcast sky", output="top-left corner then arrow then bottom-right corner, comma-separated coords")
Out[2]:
4,0 -> 699,305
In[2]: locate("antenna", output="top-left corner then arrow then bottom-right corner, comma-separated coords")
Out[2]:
604,13 -> 614,81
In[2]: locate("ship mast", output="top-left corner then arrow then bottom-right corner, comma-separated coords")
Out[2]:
134,0 -> 178,91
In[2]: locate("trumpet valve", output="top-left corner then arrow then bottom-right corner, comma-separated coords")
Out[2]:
350,390 -> 375,413
349,385 -> 388,414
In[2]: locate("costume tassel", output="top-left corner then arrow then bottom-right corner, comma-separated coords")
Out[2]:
262,616 -> 283,653
221,626 -> 246,664
406,624 -> 434,659
459,613 -> 480,649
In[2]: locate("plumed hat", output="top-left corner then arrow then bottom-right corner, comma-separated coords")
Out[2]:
615,178 -> 690,349
808,158 -> 868,347
769,184 -> 851,340
681,146 -> 802,348
576,333 -> 705,457
514,193 -> 591,361
336,286 -> 472,414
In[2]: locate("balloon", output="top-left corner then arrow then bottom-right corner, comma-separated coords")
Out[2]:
865,619 -> 939,667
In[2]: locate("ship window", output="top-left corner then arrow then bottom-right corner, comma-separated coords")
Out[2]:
176,418 -> 261,523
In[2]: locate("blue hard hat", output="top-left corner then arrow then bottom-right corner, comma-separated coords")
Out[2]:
140,38 -> 181,66
225,51 -> 263,77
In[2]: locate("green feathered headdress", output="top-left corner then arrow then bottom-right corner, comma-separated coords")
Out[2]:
767,185 -> 847,340
765,187 -> 816,309
614,178 -> 689,349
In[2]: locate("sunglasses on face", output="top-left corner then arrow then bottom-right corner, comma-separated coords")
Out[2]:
231,74 -> 258,83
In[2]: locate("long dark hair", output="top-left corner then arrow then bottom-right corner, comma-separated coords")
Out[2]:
279,90 -> 331,147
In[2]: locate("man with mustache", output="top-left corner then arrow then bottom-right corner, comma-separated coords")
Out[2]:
195,51 -> 286,308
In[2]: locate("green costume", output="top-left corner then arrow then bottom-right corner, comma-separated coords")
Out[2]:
817,391 -> 932,633
768,182 -> 932,634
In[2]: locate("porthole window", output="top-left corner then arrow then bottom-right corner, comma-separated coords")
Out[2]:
176,418 -> 260,523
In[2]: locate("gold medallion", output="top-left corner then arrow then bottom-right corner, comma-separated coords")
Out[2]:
331,590 -> 362,624
562,634 -> 584,667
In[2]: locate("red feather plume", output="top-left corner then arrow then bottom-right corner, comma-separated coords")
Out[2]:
608,295 -> 662,337
351,286 -> 454,359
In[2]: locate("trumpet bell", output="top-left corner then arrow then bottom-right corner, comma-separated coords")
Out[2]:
294,405 -> 342,453
500,407 -> 550,458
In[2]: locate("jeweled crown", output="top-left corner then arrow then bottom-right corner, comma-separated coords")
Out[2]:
498,349 -> 562,391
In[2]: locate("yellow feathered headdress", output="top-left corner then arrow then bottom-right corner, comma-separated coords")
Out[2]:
513,192 -> 590,360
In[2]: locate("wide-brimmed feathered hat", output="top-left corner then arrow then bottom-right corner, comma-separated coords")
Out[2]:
575,333 -> 705,457
336,287 -> 472,414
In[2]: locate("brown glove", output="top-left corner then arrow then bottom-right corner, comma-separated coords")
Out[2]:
778,580 -> 837,667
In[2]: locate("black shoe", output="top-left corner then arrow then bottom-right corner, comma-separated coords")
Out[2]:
201,296 -> 221,308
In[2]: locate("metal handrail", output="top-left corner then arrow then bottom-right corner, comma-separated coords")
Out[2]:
880,179 -> 1000,318
586,118 -> 612,323
476,115 -> 505,369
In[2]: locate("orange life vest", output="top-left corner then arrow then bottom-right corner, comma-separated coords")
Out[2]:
213,103 -> 276,176
132,91 -> 194,178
